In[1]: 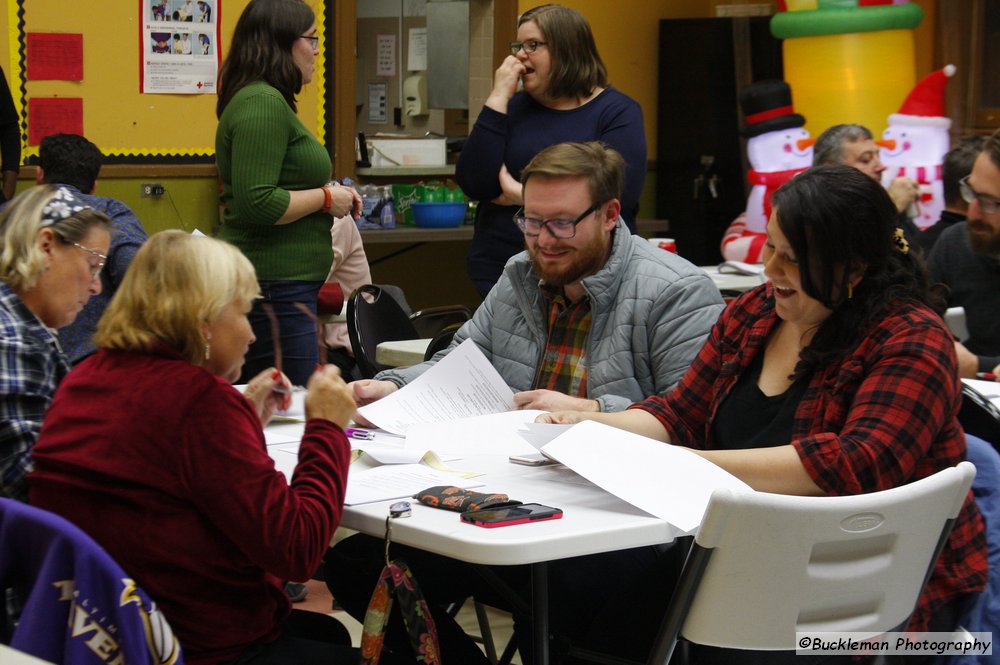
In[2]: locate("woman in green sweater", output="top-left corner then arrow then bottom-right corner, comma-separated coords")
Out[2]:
216,0 -> 360,386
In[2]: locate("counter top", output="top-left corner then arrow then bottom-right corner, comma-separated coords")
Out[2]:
359,218 -> 670,244
356,165 -> 456,178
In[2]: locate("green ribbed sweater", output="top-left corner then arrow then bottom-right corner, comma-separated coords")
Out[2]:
216,81 -> 333,280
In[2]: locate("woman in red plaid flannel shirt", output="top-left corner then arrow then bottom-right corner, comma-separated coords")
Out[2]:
543,164 -> 986,664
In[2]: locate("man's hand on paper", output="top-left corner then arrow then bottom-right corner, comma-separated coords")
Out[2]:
351,379 -> 398,405
348,379 -> 399,426
534,410 -> 586,425
514,390 -> 598,413
243,368 -> 293,426
305,365 -> 356,428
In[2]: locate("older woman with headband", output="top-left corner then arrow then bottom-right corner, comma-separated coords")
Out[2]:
541,165 -> 987,663
30,231 -> 358,665
0,185 -> 110,502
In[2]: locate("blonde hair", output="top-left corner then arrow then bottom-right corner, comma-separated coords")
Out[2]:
95,231 -> 260,365
0,185 -> 111,291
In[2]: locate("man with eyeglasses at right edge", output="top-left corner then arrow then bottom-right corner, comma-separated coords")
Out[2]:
927,127 -> 1000,378
337,140 -> 723,663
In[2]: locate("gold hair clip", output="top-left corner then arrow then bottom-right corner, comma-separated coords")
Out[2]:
893,227 -> 910,255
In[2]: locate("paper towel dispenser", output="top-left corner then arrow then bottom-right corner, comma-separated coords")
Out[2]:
404,73 -> 428,117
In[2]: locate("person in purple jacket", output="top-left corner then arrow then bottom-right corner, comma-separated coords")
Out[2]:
456,4 -> 646,298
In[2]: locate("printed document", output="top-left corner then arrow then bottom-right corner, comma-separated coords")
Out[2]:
358,339 -> 516,434
541,421 -> 752,533
345,456 -> 484,505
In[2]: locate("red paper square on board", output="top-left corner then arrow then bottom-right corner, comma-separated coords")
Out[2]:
27,33 -> 83,81
28,98 -> 83,145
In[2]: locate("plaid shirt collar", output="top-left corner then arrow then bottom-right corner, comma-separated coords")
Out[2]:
0,282 -> 62,347
534,284 -> 592,396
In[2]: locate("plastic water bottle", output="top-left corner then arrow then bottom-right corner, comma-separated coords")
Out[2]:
380,186 -> 396,228
360,184 -> 379,221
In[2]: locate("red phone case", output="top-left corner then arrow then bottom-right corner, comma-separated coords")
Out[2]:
462,510 -> 562,528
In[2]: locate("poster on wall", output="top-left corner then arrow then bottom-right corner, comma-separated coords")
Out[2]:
140,0 -> 220,94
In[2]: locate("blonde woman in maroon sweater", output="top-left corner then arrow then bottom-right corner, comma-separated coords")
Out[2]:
30,231 -> 358,665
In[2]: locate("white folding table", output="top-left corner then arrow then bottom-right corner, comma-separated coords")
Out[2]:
269,434 -> 683,664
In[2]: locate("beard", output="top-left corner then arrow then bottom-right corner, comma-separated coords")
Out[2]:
967,219 -> 1000,256
528,230 -> 610,287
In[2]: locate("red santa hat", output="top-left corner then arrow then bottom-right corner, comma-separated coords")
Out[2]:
888,65 -> 955,128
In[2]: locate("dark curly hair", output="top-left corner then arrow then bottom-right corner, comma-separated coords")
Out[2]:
770,164 -> 942,379
216,0 -> 314,116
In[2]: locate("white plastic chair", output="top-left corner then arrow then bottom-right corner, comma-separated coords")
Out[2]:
945,306 -> 969,343
647,462 -> 977,664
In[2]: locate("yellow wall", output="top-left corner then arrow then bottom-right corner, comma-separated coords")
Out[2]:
1,0 -> 321,237
3,0 -> 323,157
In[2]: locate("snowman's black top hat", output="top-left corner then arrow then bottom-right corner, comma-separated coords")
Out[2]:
740,79 -> 806,138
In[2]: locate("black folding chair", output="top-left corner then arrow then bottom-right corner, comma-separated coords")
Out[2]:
346,285 -> 419,379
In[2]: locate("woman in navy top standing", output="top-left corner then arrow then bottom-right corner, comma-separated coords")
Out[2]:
457,4 -> 646,298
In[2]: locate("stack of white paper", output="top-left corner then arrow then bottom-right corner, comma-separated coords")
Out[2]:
357,339 -> 516,435
541,421 -> 752,533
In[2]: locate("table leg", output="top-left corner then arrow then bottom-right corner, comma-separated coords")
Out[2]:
531,561 -> 549,665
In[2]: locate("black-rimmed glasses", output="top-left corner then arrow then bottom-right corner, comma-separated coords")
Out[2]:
509,39 -> 547,55
513,202 -> 603,239
299,34 -> 319,50
70,242 -> 107,279
960,176 -> 1000,215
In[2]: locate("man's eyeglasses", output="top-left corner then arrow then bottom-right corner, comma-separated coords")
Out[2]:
509,39 -> 547,55
959,176 -> 1000,215
513,202 -> 603,239
70,242 -> 107,279
299,35 -> 319,50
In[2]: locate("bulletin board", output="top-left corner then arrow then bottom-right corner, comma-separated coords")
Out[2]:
3,0 -> 327,161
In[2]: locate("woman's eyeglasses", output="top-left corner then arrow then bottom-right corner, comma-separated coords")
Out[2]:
299,35 -> 319,50
960,176 -> 1000,215
70,242 -> 107,279
509,39 -> 546,55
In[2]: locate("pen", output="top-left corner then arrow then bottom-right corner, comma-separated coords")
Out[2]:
270,369 -> 291,395
346,428 -> 375,440
976,372 -> 999,382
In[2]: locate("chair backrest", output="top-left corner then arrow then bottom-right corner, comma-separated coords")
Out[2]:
409,305 -> 473,339
347,284 -> 420,379
0,498 -> 183,664
423,322 -> 464,362
648,462 -> 976,664
945,306 -> 970,343
959,383 -> 1000,450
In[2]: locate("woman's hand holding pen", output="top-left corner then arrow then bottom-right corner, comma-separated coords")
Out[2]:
244,368 -> 293,426
305,365 -> 356,429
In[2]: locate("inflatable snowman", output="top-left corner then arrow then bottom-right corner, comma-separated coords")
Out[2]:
721,80 -> 814,263
880,65 -> 955,230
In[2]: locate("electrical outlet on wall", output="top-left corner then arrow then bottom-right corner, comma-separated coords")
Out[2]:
141,183 -> 165,197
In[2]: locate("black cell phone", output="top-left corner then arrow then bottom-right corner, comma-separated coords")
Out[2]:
460,503 -> 563,528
